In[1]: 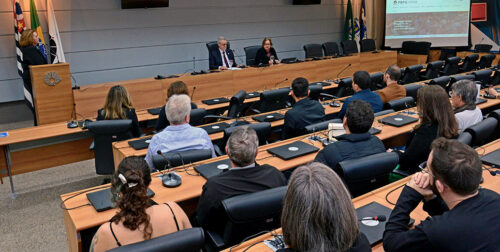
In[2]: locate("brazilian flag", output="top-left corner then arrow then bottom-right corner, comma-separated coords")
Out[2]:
343,0 -> 355,41
30,0 -> 48,61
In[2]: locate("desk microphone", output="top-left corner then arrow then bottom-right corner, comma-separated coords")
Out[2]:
71,75 -> 80,90
67,103 -> 78,128
359,215 -> 387,222
191,86 -> 197,100
335,64 -> 352,82
274,78 -> 289,89
192,56 -> 196,72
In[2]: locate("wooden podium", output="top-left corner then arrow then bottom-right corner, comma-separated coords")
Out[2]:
29,63 -> 74,125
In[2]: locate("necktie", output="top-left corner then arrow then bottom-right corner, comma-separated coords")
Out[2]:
223,51 -> 230,67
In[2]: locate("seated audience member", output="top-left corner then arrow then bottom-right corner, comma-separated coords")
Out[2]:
390,85 -> 458,174
97,85 -> 142,139
450,80 -> 483,133
145,94 -> 215,170
208,36 -> 238,70
283,77 -> 325,138
314,100 -> 385,170
254,37 -> 280,66
376,65 -> 406,103
195,126 -> 287,229
280,162 -> 371,252
383,138 -> 500,251
488,86 -> 500,99
156,81 -> 198,132
90,157 -> 192,251
338,71 -> 383,118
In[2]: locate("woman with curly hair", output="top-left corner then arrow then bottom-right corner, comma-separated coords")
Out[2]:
90,156 -> 191,251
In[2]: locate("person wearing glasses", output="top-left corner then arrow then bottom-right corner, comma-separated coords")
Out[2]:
208,36 -> 239,70
254,37 -> 280,66
383,138 -> 500,251
449,80 -> 483,133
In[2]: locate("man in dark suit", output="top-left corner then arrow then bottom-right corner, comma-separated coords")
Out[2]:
338,70 -> 383,118
209,36 -> 238,70
283,77 -> 325,138
195,126 -> 287,230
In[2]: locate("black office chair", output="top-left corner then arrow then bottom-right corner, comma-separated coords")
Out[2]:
492,70 -> 500,85
359,39 -> 376,52
404,84 -> 424,100
206,41 -> 230,53
399,65 -> 424,84
322,42 -> 340,57
473,69 -> 493,87
488,109 -> 500,140
477,54 -> 496,69
370,72 -> 385,90
152,149 -> 213,171
108,228 -> 205,252
305,118 -> 342,133
87,120 -> 132,175
429,76 -> 451,91
384,97 -> 415,112
420,61 -> 444,80
308,84 -> 323,101
401,41 -> 416,54
414,41 -> 432,56
303,44 -> 323,59
206,91 -> 247,120
449,74 -> 475,87
463,117 -> 498,147
214,122 -> 272,156
457,131 -> 473,147
205,186 -> 287,251
441,56 -> 461,76
341,40 -> 359,55
474,44 -> 493,53
189,108 -> 207,126
336,152 -> 399,197
374,109 -> 395,117
253,88 -> 290,113
459,54 -> 479,73
244,45 -> 261,66
336,77 -> 354,97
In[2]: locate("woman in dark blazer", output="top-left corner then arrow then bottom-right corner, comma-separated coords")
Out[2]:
254,37 -> 280,66
97,85 -> 142,139
155,81 -> 197,132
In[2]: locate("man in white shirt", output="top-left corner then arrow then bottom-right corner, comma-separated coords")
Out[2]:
450,80 -> 483,133
209,36 -> 238,70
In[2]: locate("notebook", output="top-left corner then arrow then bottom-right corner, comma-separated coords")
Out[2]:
87,188 -> 155,212
128,137 -> 153,150
194,159 -> 232,179
147,107 -> 162,115
378,114 -> 419,127
356,202 -> 393,246
481,149 -> 500,167
202,97 -> 230,105
246,92 -> 260,99
201,122 -> 230,134
252,113 -> 285,122
267,141 -> 319,160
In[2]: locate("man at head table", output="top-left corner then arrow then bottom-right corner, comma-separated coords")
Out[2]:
208,36 -> 240,70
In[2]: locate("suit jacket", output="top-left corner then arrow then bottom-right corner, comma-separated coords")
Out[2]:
395,123 -> 439,174
155,102 -> 198,132
283,98 -> 325,138
21,45 -> 47,89
97,108 -> 142,140
209,48 -> 236,70
376,84 -> 407,104
254,47 -> 279,66
195,163 -> 287,230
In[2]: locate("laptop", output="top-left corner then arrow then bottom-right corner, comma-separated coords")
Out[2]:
201,122 -> 230,134
267,141 -> 319,160
310,81 -> 332,87
147,107 -> 162,115
252,113 -> 285,122
281,57 -> 298,64
481,149 -> 500,167
356,201 -> 393,245
202,97 -> 230,105
475,97 -> 487,105
128,137 -> 153,150
194,159 -> 232,179
378,114 -> 418,127
87,188 -> 155,212
246,91 -> 260,99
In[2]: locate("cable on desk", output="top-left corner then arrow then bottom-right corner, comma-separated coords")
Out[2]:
242,240 -> 266,252
385,183 -> 406,205
229,230 -> 274,252
60,184 -> 110,210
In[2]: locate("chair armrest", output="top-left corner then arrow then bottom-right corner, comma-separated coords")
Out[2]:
204,115 -> 232,120
320,93 -> 337,99
89,141 -> 95,151
214,145 -> 225,156
205,229 -> 226,250
250,108 -> 262,114
391,168 -> 411,178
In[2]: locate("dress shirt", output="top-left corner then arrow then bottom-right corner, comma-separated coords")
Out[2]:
338,89 -> 383,118
144,123 -> 215,170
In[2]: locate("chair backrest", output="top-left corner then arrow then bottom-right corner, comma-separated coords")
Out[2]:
359,39 -> 376,52
400,65 -> 424,84
305,118 -> 342,133
460,54 -> 479,72
189,108 -> 207,126
401,41 -> 416,54
449,74 -> 475,87
303,44 -> 323,58
87,120 -> 132,175
474,44 -> 492,53
336,152 -> 399,197
244,45 -> 261,66
370,72 -> 385,90
336,77 -> 354,97
414,41 -> 431,55
404,84 -> 424,100
477,54 -> 496,69
385,97 -> 415,111
457,131 -> 473,147
421,60 -> 444,80
322,42 -> 339,56
442,56 -> 461,76
492,70 -> 500,86
107,228 -> 205,252
464,117 -> 498,147
374,109 -> 395,117
308,84 -> 323,100
227,90 -> 247,118
152,149 -> 213,170
429,76 -> 451,91
488,109 -> 500,140
223,122 -> 271,148
206,41 -> 230,53
258,88 -> 291,112
341,40 -> 359,55
473,69 -> 493,87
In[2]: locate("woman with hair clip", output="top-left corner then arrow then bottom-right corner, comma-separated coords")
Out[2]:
90,156 -> 191,251
97,85 -> 142,139
155,81 -> 198,132
279,162 -> 370,252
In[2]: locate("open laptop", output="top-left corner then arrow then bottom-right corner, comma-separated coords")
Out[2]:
267,141 -> 319,160
378,114 -> 418,127
201,122 -> 229,134
252,113 -> 285,122
356,201 -> 393,245
87,188 -> 155,212
476,97 -> 488,105
128,137 -> 153,150
194,159 -> 232,179
202,97 -> 230,105
246,92 -> 260,99
147,107 -> 162,115
481,149 -> 500,167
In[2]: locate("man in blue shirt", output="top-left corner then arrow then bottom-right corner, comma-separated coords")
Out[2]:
145,94 -> 215,170
338,70 -> 383,118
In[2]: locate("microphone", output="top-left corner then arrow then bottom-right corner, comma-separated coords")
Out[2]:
192,56 -> 196,72
274,78 -> 289,89
66,103 -> 78,128
483,165 -> 498,176
335,64 -> 352,82
190,86 -> 196,100
71,74 -> 80,90
359,215 -> 387,222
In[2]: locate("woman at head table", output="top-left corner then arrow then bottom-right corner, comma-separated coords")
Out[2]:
254,37 -> 280,66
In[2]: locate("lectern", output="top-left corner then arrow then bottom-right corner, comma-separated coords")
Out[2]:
29,63 -> 74,125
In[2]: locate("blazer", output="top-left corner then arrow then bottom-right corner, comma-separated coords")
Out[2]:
283,98 -> 325,138
395,123 -> 438,173
209,48 -> 236,70
155,102 -> 198,132
254,47 -> 279,66
21,45 -> 47,87
376,84 -> 407,104
97,108 -> 142,140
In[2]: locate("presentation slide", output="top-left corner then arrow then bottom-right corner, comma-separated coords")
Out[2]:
385,0 -> 471,48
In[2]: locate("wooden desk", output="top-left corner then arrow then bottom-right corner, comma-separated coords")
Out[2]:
225,139 -> 500,252
397,54 -> 428,68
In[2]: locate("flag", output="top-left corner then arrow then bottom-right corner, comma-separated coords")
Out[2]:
47,0 -> 65,63
13,0 -> 34,109
30,0 -> 48,62
359,0 -> 367,40
343,0 -> 355,41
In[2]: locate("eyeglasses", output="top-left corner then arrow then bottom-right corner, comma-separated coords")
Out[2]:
418,161 -> 437,180
220,43 -> 227,46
